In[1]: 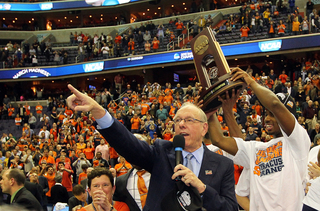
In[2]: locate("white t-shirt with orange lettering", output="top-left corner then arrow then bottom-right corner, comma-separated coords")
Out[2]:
233,119 -> 310,211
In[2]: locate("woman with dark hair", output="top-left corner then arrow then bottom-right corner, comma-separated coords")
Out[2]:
77,167 -> 129,211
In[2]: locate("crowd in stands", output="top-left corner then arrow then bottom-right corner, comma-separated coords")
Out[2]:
215,0 -> 319,42
0,0 -> 318,68
1,52 -> 320,209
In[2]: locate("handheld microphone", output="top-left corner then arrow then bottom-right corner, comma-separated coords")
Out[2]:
173,135 -> 185,181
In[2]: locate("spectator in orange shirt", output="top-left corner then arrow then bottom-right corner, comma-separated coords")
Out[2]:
140,101 -> 150,115
44,166 -> 56,198
78,164 -> 89,184
163,91 -> 173,105
39,149 -> 55,166
114,156 -> 132,177
8,104 -> 15,119
83,142 -> 95,163
109,146 -> 118,168
175,19 -> 184,36
162,127 -> 174,141
169,31 -> 175,42
15,114 -> 22,129
277,20 -> 286,36
265,76 -> 274,89
23,102 -> 30,116
64,106 -> 73,118
130,113 -> 141,133
35,102 -> 43,120
128,38 -> 135,55
152,37 -> 160,52
279,70 -> 288,84
240,24 -> 250,42
114,33 -> 122,44
76,136 -> 86,152
268,20 -> 276,38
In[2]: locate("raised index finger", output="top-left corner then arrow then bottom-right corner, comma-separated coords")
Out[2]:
68,84 -> 82,97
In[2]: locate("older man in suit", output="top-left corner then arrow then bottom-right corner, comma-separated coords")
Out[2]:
0,169 -> 42,210
67,84 -> 238,211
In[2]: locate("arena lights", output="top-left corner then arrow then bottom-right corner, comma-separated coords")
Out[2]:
183,2 -> 185,5
64,16 -> 67,19
147,8 -> 149,11
171,4 -> 174,7
76,16 -> 79,18
15,17 -> 17,20
32,18 -> 34,21
158,7 -> 161,9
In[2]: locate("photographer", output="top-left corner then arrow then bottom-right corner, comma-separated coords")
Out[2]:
72,152 -> 91,183
32,146 -> 43,166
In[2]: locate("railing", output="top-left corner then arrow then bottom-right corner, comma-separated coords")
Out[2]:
177,33 -> 185,47
167,41 -> 174,51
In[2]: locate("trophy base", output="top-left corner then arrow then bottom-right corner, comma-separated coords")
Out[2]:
200,73 -> 246,113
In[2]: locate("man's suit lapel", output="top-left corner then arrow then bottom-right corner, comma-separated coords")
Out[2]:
198,147 -> 219,183
165,147 -> 176,172
12,187 -> 24,203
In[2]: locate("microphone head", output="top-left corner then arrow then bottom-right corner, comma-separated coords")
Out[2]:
173,135 -> 185,149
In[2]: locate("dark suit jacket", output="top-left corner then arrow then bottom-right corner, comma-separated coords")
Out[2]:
113,168 -> 142,211
12,187 -> 43,211
50,184 -> 69,204
68,196 -> 82,211
99,118 -> 237,211
24,181 -> 43,206
38,175 -> 49,205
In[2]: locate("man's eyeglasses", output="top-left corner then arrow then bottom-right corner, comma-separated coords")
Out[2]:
173,117 -> 204,124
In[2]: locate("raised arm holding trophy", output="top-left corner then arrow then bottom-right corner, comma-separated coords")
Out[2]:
190,27 -> 246,113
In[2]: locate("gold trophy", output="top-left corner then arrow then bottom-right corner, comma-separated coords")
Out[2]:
190,27 -> 246,113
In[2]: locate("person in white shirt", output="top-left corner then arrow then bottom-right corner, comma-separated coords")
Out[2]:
39,125 -> 50,139
208,68 -> 310,211
101,43 -> 110,59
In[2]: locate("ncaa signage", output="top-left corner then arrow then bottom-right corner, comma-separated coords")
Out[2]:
40,3 -> 53,10
83,62 -> 104,73
259,40 -> 282,52
174,53 -> 180,60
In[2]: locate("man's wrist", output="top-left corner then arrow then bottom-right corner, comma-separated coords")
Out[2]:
199,184 -> 206,195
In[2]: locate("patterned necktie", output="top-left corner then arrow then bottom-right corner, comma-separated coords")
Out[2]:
185,154 -> 194,172
136,170 -> 148,209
